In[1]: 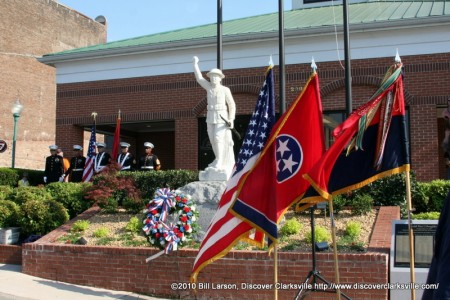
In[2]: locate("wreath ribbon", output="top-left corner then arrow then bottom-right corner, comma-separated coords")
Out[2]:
147,188 -> 174,222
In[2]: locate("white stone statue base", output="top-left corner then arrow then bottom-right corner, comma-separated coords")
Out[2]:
199,167 -> 229,181
178,180 -> 227,240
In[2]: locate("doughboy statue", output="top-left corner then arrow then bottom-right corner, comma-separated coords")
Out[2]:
193,56 -> 236,180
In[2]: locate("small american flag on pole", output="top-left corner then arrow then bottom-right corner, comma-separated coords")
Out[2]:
82,123 -> 96,182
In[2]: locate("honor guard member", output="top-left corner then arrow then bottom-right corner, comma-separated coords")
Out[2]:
94,142 -> 111,174
64,145 -> 86,182
139,142 -> 161,171
118,142 -> 135,171
44,145 -> 64,184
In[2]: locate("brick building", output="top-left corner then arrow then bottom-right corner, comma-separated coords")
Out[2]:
0,0 -> 106,169
39,0 -> 450,181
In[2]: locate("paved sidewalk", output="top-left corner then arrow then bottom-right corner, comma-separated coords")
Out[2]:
0,264 -> 169,300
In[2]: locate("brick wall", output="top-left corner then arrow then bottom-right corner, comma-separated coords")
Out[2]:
55,53 -> 450,181
0,0 -> 106,169
14,206 -> 400,299
0,245 -> 21,265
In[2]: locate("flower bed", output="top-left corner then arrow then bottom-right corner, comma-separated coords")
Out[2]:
13,206 -> 400,299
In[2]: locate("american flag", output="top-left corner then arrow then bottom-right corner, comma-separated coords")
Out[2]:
82,124 -> 96,182
191,67 -> 276,282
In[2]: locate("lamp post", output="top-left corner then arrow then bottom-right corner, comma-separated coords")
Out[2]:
11,99 -> 23,168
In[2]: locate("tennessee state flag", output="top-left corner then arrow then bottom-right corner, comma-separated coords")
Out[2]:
230,71 -> 325,242
299,63 -> 410,208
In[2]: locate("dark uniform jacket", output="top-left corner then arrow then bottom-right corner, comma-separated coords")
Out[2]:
65,155 -> 86,182
139,154 -> 159,171
44,155 -> 64,184
94,152 -> 111,174
117,152 -> 135,171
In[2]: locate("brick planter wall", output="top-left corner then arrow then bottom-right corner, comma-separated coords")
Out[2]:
0,245 -> 21,265
12,206 -> 400,299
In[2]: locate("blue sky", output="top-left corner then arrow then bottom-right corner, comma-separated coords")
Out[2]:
57,1 -> 292,42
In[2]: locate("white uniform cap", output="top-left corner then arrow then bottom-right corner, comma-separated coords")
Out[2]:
207,68 -> 225,79
73,145 -> 83,151
144,142 -> 154,148
120,142 -> 131,148
49,145 -> 58,150
96,142 -> 106,148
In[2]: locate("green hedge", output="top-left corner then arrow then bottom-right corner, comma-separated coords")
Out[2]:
45,182 -> 92,218
0,168 -> 44,186
124,169 -> 199,198
413,180 -> 450,213
0,168 -> 19,186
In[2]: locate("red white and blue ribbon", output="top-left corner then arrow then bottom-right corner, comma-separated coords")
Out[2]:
147,188 -> 174,222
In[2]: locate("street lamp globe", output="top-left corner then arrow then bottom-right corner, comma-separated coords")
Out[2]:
11,100 -> 23,116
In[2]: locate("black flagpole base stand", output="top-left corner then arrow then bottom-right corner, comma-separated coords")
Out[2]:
293,206 -> 352,300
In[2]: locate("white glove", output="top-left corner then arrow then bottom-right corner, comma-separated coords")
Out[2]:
58,176 -> 64,182
43,176 -> 47,183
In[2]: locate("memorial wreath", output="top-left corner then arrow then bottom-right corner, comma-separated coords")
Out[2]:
143,188 -> 199,254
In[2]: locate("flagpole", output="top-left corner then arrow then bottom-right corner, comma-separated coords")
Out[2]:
406,172 -> 416,300
278,0 -> 286,114
217,0 -> 223,70
274,243 -> 278,300
328,199 -> 342,300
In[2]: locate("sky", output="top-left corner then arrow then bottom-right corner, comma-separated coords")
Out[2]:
57,1 -> 292,42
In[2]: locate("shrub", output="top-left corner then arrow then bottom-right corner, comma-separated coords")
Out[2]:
412,212 -> 440,220
332,195 -> 348,214
305,225 -> 331,244
45,182 -> 92,218
122,197 -> 145,214
344,221 -> 361,240
350,193 -> 373,216
125,216 -> 142,234
93,227 -> 109,238
0,200 -> 20,228
84,164 -> 142,212
0,168 -> 19,186
416,180 -> 450,213
356,172 -> 420,207
280,218 -> 302,236
0,185 -> 14,200
14,168 -> 45,186
130,169 -> 199,198
18,199 -> 69,236
9,186 -> 53,205
71,220 -> 90,232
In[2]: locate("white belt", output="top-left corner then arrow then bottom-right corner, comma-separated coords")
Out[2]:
208,104 -> 226,110
141,166 -> 154,169
73,169 -> 84,171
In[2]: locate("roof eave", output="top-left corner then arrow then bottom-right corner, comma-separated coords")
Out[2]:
37,16 -> 450,66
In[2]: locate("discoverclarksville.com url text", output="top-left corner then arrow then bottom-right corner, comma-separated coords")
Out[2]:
170,282 -> 439,291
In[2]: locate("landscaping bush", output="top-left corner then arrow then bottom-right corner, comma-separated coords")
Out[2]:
0,168 -> 19,186
122,197 -> 145,214
45,182 -> 92,218
125,216 -> 142,234
0,185 -> 14,200
344,221 -> 361,239
9,186 -> 53,205
18,199 -> 69,236
415,180 -> 450,213
0,200 -> 20,228
412,212 -> 440,220
350,193 -> 373,216
93,227 -> 109,238
332,194 -> 348,214
280,218 -> 302,236
356,173 -> 420,207
14,168 -> 45,186
305,225 -> 331,244
85,164 -> 142,212
71,220 -> 90,232
130,169 -> 198,198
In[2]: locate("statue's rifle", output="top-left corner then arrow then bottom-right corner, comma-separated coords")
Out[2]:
220,115 -> 241,140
